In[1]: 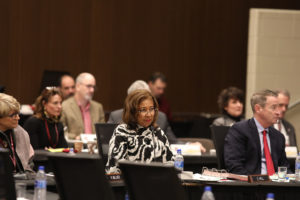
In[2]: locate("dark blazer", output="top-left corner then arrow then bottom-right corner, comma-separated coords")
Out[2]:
224,118 -> 290,175
282,119 -> 297,146
107,109 -> 178,144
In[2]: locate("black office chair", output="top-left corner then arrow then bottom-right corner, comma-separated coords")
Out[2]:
0,149 -> 17,200
48,153 -> 115,200
210,125 -> 230,170
95,123 -> 118,160
40,70 -> 70,93
119,161 -> 188,200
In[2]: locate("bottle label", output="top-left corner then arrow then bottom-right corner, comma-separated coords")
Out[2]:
296,162 -> 300,170
35,180 -> 47,189
174,160 -> 184,170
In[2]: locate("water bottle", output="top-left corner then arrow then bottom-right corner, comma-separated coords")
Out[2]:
295,152 -> 300,182
201,186 -> 215,200
174,149 -> 184,171
266,193 -> 274,200
33,166 -> 47,200
124,190 -> 129,200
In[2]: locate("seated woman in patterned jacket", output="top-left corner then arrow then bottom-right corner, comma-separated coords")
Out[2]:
106,89 -> 174,174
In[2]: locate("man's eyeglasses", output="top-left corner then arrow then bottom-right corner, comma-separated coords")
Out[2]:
82,84 -> 97,90
138,107 -> 157,115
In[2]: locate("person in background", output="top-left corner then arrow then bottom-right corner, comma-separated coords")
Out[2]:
108,80 -> 178,144
24,87 -> 68,150
212,87 -> 244,126
60,72 -> 105,139
58,74 -> 75,100
148,72 -> 172,121
273,89 -> 297,146
224,89 -> 290,175
106,90 -> 174,174
0,93 -> 34,172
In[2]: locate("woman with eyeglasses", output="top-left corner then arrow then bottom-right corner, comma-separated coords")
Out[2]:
0,93 -> 34,172
106,89 -> 174,174
24,87 -> 68,150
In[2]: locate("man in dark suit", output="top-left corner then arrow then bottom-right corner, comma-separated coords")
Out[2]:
224,90 -> 290,175
273,89 -> 297,146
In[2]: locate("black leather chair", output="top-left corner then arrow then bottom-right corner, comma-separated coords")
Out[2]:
40,70 -> 70,92
48,153 -> 115,200
0,149 -> 16,200
210,125 -> 230,170
94,123 -> 118,160
119,161 -> 188,200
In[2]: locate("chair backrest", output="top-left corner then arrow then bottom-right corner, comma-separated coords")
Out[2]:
40,70 -> 70,92
119,161 -> 188,200
210,125 -> 230,169
95,123 -> 118,158
48,153 -> 115,200
0,149 -> 16,200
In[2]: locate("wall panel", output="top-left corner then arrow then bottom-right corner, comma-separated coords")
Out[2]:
0,0 -> 299,113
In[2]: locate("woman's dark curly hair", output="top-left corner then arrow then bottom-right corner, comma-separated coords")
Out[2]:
217,87 -> 244,114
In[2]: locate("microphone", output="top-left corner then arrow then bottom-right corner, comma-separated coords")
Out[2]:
0,130 -> 24,173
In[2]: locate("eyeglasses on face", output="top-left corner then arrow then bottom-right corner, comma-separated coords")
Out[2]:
138,107 -> 157,115
5,112 -> 20,118
82,84 -> 97,90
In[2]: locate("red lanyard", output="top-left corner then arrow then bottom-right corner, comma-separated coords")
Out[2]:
44,120 -> 59,148
0,134 -> 16,168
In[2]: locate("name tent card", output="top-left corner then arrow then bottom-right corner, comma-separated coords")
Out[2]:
248,174 -> 270,183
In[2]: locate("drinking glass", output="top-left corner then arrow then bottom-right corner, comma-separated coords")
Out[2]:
278,166 -> 287,182
15,182 -> 27,200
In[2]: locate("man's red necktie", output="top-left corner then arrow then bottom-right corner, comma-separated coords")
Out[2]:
263,130 -> 275,176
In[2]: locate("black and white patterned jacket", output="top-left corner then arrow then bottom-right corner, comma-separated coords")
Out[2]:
106,123 -> 174,174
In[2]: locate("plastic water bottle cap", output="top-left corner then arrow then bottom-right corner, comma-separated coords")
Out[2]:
266,193 -> 274,198
177,149 -> 182,154
38,166 -> 45,171
204,186 -> 212,192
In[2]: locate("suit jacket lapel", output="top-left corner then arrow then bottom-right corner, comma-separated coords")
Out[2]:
70,97 -> 84,130
90,101 -> 97,132
249,118 -> 262,160
268,128 -> 278,162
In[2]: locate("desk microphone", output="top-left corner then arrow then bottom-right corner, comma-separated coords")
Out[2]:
0,130 -> 24,173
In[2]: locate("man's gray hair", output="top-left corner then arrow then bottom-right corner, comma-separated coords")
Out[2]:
127,80 -> 150,95
275,89 -> 290,99
250,89 -> 278,112
75,72 -> 95,84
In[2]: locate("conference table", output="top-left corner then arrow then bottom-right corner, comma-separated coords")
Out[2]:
183,179 -> 300,200
27,150 -> 300,200
19,174 -> 300,200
